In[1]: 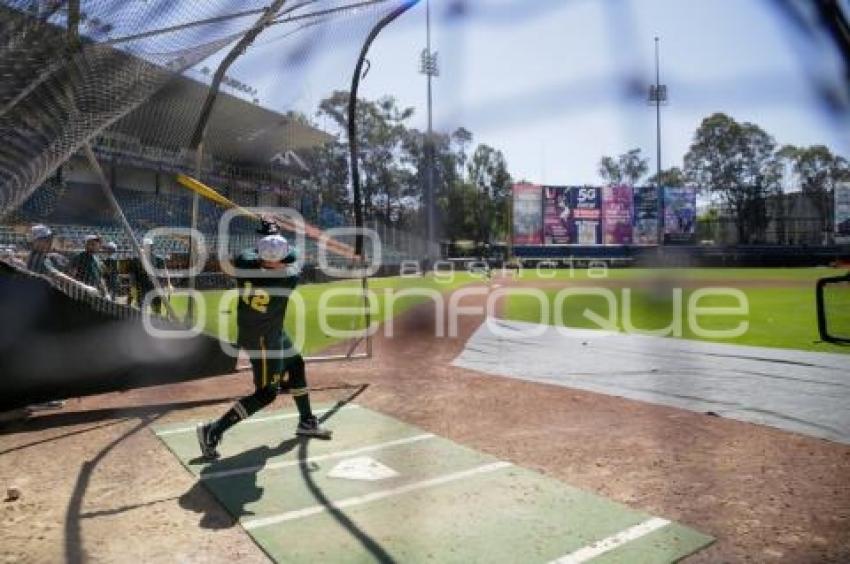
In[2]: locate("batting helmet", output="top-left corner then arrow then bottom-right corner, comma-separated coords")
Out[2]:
257,234 -> 289,262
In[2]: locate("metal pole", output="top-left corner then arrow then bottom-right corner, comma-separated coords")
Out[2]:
655,37 -> 662,183
655,37 -> 664,247
425,0 -> 436,259
82,144 -> 178,321
187,147 -> 202,323
346,0 -> 420,362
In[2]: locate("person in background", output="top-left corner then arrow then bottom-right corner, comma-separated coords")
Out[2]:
26,224 -> 62,275
66,234 -> 109,297
23,225 -> 95,294
128,237 -> 172,314
23,225 -> 68,410
102,241 -> 121,299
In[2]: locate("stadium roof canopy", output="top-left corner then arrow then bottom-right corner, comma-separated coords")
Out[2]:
112,76 -> 333,167
0,2 -> 331,173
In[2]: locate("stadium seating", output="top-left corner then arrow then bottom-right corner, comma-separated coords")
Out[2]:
4,180 -> 423,265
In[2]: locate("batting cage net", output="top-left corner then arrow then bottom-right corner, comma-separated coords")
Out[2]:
0,0 -> 426,407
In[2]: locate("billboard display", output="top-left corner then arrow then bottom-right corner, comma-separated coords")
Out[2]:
663,187 -> 697,244
542,186 -> 571,244
512,184 -> 702,246
633,186 -> 660,245
835,182 -> 850,244
512,183 -> 543,245
543,186 -> 601,244
569,186 -> 602,244
601,185 -> 634,244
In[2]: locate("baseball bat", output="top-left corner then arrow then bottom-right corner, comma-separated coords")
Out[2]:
175,174 -> 360,260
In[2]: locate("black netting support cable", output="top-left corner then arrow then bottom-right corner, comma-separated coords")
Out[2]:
347,0 -> 420,258
815,0 -> 850,78
185,0 -> 287,321
189,0 -> 289,151
81,144 -> 179,322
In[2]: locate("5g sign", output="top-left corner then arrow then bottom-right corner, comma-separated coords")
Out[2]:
577,188 -> 597,205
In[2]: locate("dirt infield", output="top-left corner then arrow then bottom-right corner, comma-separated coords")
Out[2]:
2,279 -> 850,562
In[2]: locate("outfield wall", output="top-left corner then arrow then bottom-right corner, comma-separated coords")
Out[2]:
512,183 -> 696,246
510,244 -> 850,268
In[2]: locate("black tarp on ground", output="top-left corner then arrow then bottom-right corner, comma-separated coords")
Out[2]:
0,259 -> 236,411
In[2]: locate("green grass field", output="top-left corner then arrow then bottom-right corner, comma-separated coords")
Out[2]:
171,273 -> 476,355
170,267 -> 848,356
503,267 -> 850,354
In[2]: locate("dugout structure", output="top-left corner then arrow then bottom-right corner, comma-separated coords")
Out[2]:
0,0 -> 421,407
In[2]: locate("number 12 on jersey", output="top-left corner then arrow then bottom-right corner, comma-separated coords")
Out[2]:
241,281 -> 270,313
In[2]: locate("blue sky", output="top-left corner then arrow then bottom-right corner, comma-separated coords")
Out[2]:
218,0 -> 850,185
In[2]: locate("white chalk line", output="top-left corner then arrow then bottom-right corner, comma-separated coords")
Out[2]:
242,461 -> 512,530
549,517 -> 671,563
201,433 -> 436,480
154,405 -> 360,436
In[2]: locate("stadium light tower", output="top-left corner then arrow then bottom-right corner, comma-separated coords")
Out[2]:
419,0 -> 439,259
648,36 -> 668,245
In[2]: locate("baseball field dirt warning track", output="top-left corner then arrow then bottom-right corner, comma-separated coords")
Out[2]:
155,404 -> 713,563
3,278 -> 850,562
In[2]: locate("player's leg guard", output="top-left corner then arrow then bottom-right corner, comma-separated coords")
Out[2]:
210,385 -> 277,439
286,354 -> 313,422
210,337 -> 280,439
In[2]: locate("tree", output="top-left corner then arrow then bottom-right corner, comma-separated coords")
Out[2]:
314,92 -> 513,244
777,144 -> 850,241
619,149 -> 649,185
684,113 -> 781,244
451,127 -> 473,180
442,181 -> 478,244
301,140 -> 349,215
648,166 -> 688,187
468,144 -> 512,244
598,148 -> 649,186
402,129 -> 450,229
598,156 -> 622,185
317,92 -> 413,224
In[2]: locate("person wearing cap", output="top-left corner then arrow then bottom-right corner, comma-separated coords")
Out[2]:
66,233 -> 108,297
128,237 -> 172,314
23,225 -> 69,410
23,224 -> 98,297
196,233 -> 331,459
26,224 -> 62,276
101,241 -> 121,299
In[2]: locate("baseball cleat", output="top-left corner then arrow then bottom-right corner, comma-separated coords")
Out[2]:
196,422 -> 221,459
296,416 -> 332,439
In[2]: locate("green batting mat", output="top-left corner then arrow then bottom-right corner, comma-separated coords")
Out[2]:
154,405 -> 713,563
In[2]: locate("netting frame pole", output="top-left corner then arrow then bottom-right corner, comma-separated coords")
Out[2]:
346,0 -> 420,362
82,144 -> 179,321
187,147 -> 202,324
184,0 -> 289,324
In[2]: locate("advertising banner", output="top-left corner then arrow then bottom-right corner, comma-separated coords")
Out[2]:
512,183 -> 543,245
835,182 -> 850,244
542,186 -> 571,244
569,186 -> 602,244
633,185 -> 660,245
543,186 -> 601,244
663,187 -> 697,244
601,185 -> 634,244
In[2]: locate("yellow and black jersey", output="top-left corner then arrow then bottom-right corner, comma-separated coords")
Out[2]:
233,248 -> 299,343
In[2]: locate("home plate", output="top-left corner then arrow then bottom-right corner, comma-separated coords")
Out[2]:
327,457 -> 399,481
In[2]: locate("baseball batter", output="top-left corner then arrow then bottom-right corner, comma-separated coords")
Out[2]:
197,232 -> 331,459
